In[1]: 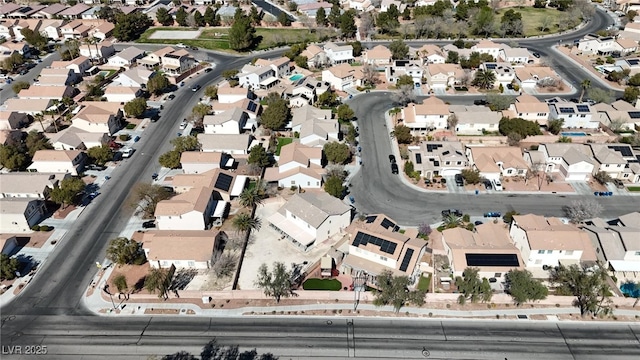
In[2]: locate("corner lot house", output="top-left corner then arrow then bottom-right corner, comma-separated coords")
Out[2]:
141,230 -> 225,269
155,186 -> 219,231
341,214 -> 426,284
401,97 -> 450,132
268,192 -> 351,251
27,150 -> 86,175
0,198 -> 47,233
509,214 -> 597,268
508,94 -> 550,125
322,63 -> 356,91
323,42 -> 354,65
107,46 -> 145,68
442,222 -> 524,283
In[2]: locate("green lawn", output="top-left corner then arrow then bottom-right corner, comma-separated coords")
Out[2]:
417,274 -> 432,292
628,186 -> 640,192
496,7 -> 564,37
302,278 -> 342,291
275,138 -> 293,156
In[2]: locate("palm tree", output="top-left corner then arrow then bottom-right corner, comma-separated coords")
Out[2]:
238,186 -> 264,209
579,79 -> 591,103
472,69 -> 496,90
34,113 -> 46,132
443,214 -> 461,229
389,107 -> 402,125
232,213 -> 261,234
144,268 -> 169,300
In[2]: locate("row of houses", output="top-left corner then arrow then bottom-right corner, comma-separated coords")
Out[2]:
0,18 -> 114,43
407,141 -> 640,183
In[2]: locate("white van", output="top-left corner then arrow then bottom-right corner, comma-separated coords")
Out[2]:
493,179 -> 503,191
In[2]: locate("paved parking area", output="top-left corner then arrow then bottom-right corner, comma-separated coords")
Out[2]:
237,197 -> 343,290
149,30 -> 201,40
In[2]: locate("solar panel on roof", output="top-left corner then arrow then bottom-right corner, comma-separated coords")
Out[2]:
576,105 -> 590,113
628,59 -> 640,66
214,173 -> 233,192
415,153 -> 422,164
399,248 -> 414,272
485,63 -> 497,70
426,144 -> 442,152
247,102 -> 258,112
629,111 -> 640,119
365,215 -> 377,223
465,253 -> 520,267
380,218 -> 397,231
609,145 -> 633,157
352,232 -> 398,254
559,107 -> 575,114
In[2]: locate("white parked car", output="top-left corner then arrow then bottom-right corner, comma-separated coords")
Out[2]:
493,179 -> 503,191
176,43 -> 186,48
121,148 -> 134,158
179,121 -> 188,130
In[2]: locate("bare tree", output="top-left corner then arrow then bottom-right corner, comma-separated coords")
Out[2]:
525,161 -> 547,190
540,16 -> 554,32
414,16 -> 429,38
360,12 -> 376,39
564,199 -> 604,223
211,252 -> 238,278
361,62 -> 379,86
609,118 -> 628,132
325,164 -> 348,180
313,52 -> 329,69
392,85 -> 417,106
573,0 -> 596,20
447,114 -> 459,130
459,70 -> 472,86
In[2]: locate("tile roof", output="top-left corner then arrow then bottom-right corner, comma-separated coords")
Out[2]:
31,149 -> 81,162
279,192 -> 351,228
155,186 -> 213,216
141,230 -> 220,263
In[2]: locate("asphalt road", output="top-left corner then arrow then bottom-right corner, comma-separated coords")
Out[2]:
346,92 -> 640,226
0,52 -> 60,104
1,316 -> 639,359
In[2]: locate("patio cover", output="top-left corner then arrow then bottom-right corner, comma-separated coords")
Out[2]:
230,175 -> 248,197
259,76 -> 278,86
609,260 -> 640,272
268,212 -> 315,246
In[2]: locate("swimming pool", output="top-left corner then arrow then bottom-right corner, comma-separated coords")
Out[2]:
560,132 -> 587,137
97,70 -> 110,78
620,282 -> 640,298
289,74 -> 304,81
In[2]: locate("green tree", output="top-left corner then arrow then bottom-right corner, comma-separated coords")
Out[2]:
446,51 -> 459,64
170,136 -> 200,152
124,97 -> 147,118
232,212 -> 261,234
191,103 -> 212,121
500,9 -> 523,36
87,145 -> 114,165
239,186 -> 264,209
11,81 -> 30,94
349,41 -> 363,57
328,5 -> 341,28
20,28 -> 47,50
460,52 -> 495,69
339,11 -> 357,38
324,175 -> 345,198
396,74 -> 414,87
204,6 -> 216,26
579,79 -> 591,103
472,69 -> 496,89
260,99 -> 289,130
460,168 -> 482,184
498,117 -> 542,138
113,274 -> 128,293
0,254 -> 20,281
547,119 -> 564,135
130,183 -> 173,217
50,177 -> 86,209
204,85 -> 218,99
317,91 -> 339,107
159,150 -> 182,169
294,55 -> 308,69
255,262 -> 294,303
25,130 -> 53,156
502,210 -> 520,224
473,7 -> 495,36
455,267 -> 493,304
372,270 -> 426,313
505,269 -> 548,305
623,86 -> 640,105
96,6 -> 123,23
549,264 -> 612,317
323,141 -> 351,164
175,7 -> 188,26
156,7 -> 174,26
144,267 -> 171,299
1,52 -> 24,72
106,237 -> 146,265
228,11 -> 255,51
336,104 -> 354,122
0,145 -> 28,171
113,12 -> 153,42
194,11 -> 206,27
249,6 -> 262,26
389,39 -> 409,60
247,144 -> 271,167
593,170 -> 612,185
278,12 -> 291,26
404,160 -> 415,176
442,213 -> 462,228
222,69 -> 239,80
316,6 -> 327,26
147,74 -> 170,95
392,124 -> 413,144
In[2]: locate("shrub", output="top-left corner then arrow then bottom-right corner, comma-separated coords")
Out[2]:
119,134 -> 130,141
31,225 -> 40,231
39,225 -> 51,231
125,123 -> 136,130
462,214 -> 470,222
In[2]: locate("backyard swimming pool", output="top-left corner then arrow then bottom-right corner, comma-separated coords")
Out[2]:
560,132 -> 587,137
289,74 -> 304,81
97,70 -> 110,78
621,282 -> 640,298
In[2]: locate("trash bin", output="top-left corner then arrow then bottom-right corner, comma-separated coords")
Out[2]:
475,189 -> 479,195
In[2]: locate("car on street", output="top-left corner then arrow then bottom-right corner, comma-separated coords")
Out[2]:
613,179 -> 625,189
142,220 -> 156,229
389,154 -> 396,163
441,209 -> 463,217
121,148 -> 134,158
179,120 -> 188,129
192,84 -> 201,92
152,173 -> 159,180
455,174 -> 464,186
176,43 -> 186,48
88,192 -> 100,199
204,68 -> 212,73
532,52 -> 541,58
493,179 -> 503,191
133,135 -> 140,142
474,221 -> 484,226
167,94 -> 175,100
484,212 -> 502,218
180,81 -> 185,87
473,99 -> 487,106
349,196 -> 355,204
506,83 -> 513,90
391,163 -> 399,174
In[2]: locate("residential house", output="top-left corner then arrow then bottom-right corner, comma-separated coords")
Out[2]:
198,134 -> 253,155
35,4 -> 68,19
0,41 -> 30,56
0,19 -> 17,40
449,105 -> 501,135
408,141 -> 468,179
515,66 -> 561,90
107,46 -> 145,68
0,129 -> 22,146
11,19 -> 43,42
60,20 -> 90,39
588,143 -> 640,182
203,108 -> 249,135
575,34 -> 633,56
385,60 -> 423,86
40,19 -> 64,40
51,56 -> 92,75
48,126 -> 108,150
0,4 -> 23,19
217,86 -> 249,104
322,63 -> 356,91
341,214 -> 426,285
264,142 -> 324,188
0,198 -> 47,233
425,63 -> 464,90
465,146 -> 529,180
238,64 -> 278,89
508,94 -> 550,125
80,6 -> 102,20
138,46 -> 174,69
0,172 -> 68,199
480,62 -> 516,87
155,186 -> 218,230
290,77 -> 329,106
299,117 -> 340,147
323,42 -> 354,65
297,2 -> 333,18
362,45 -> 392,67
380,0 -> 405,12
300,44 -> 328,69
37,68 -> 77,86
210,98 -> 261,124
141,230 -> 225,269
615,38 -> 638,56
442,222 -> 524,282
498,47 -> 531,64
290,104 -> 332,133
3,99 -> 54,116
58,4 -> 91,19
104,85 -> 143,103
0,111 -> 29,130
161,48 -> 195,75
546,98 -> 599,129
254,57 -> 291,78
400,97 -> 450,132
536,143 -> 596,181
18,85 -> 75,100
592,100 -> 639,131
111,68 -> 155,88
180,151 -> 231,174
267,192 -> 351,251
347,0 -> 373,11
509,214 -> 597,268
70,102 -> 124,135
79,41 -> 115,61
0,235 -> 18,255
5,5 -> 45,19
416,44 -> 446,64
170,168 -> 247,202
27,150 -> 86,175
471,40 -> 504,59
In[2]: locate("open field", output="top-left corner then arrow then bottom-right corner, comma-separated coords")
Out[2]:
496,7 -> 565,37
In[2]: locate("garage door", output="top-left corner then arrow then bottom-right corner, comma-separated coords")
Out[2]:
440,169 -> 460,176
566,173 -> 589,181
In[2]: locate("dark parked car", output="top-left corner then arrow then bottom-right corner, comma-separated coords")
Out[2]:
391,163 -> 399,174
473,99 -> 487,106
389,154 -> 396,163
86,164 -> 106,171
484,212 -> 502,218
455,173 -> 464,186
474,221 -> 484,226
506,83 -> 514,90
204,68 -> 212,73
613,179 -> 625,189
167,94 -> 175,100
532,52 -> 541,58
142,220 -> 156,229
441,209 -> 463,217
483,179 -> 493,190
